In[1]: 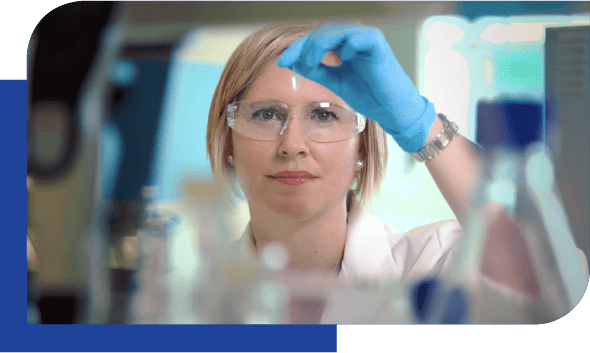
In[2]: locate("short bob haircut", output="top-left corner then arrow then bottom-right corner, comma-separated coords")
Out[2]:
206,23 -> 388,221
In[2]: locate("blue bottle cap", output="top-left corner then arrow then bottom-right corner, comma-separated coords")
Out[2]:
411,277 -> 469,324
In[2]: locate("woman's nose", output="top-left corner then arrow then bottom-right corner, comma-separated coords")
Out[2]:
278,117 -> 310,157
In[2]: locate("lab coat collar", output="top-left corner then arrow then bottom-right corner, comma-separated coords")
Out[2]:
339,210 -> 399,282
236,209 -> 399,282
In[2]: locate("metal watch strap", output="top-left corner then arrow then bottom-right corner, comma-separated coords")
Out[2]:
412,113 -> 459,162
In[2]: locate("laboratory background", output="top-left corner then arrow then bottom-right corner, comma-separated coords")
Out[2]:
26,1 -> 590,325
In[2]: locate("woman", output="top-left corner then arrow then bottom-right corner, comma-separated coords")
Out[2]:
205,23 -> 587,323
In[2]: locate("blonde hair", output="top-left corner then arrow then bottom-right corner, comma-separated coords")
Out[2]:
206,24 -> 388,220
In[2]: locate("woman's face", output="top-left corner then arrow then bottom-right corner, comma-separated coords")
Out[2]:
231,57 -> 361,220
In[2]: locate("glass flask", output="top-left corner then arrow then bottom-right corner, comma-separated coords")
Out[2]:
456,148 -> 538,324
446,145 -> 588,324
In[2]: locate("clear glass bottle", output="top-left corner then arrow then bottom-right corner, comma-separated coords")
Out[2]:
131,186 -> 172,324
445,148 -> 535,324
184,172 -> 256,324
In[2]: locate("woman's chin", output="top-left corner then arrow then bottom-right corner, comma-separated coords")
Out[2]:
270,202 -> 315,220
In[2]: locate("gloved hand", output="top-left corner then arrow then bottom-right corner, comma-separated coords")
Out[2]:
278,22 -> 437,153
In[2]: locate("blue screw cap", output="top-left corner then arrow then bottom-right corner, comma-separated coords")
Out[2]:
411,277 -> 469,324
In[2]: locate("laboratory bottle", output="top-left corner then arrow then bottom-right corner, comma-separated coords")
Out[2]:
441,148 -> 536,324
446,145 -> 587,324
245,242 -> 291,324
405,150 -> 530,325
470,145 -> 587,324
130,186 -> 173,324
407,150 -> 503,325
184,172 -> 261,324
371,280 -> 413,324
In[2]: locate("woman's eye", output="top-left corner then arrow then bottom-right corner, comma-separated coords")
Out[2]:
253,109 -> 281,120
312,109 -> 338,121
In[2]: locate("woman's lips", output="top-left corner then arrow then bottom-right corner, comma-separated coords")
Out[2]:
273,171 -> 315,178
270,171 -> 316,186
274,177 -> 313,186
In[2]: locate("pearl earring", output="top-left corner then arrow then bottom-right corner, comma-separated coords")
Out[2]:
356,159 -> 364,170
228,155 -> 234,165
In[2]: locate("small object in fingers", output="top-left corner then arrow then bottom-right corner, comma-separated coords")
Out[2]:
292,66 -> 302,92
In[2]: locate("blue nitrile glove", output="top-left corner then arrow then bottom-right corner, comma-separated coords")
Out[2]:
411,277 -> 469,324
278,23 -> 437,153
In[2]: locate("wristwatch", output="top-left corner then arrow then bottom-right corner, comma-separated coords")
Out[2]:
412,113 -> 459,162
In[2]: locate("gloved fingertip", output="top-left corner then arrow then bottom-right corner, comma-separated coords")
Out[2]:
277,54 -> 291,68
338,44 -> 356,62
279,36 -> 308,67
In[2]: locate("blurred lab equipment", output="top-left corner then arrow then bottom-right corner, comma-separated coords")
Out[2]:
181,173 -> 245,324
105,46 -> 175,323
519,145 -> 588,320
452,145 -> 587,324
410,277 -> 469,324
448,148 -> 539,324
130,172 -> 286,324
27,2 -> 123,324
130,186 -> 177,324
457,1 -> 584,20
441,23 -> 590,323
406,144 -> 588,325
544,25 -> 589,273
127,171 -> 418,324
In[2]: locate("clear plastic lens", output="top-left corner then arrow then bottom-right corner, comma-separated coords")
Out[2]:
228,100 -> 366,142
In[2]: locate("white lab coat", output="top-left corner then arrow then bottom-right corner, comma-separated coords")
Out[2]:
235,210 -> 589,324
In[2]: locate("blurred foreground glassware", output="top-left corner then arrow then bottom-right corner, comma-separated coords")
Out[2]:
445,145 -> 588,324
518,144 -> 588,322
182,171 -> 420,324
245,243 -> 290,324
130,187 -> 178,324
359,279 -> 412,325
182,172 -> 275,324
